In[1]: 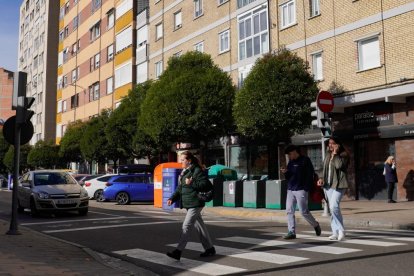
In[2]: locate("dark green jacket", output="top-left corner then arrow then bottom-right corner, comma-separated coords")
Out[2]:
169,164 -> 209,209
322,151 -> 349,189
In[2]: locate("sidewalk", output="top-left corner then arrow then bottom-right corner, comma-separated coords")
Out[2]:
0,219 -> 157,276
203,199 -> 414,230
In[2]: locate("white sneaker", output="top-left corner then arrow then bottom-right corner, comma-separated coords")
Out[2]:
338,231 -> 346,241
329,234 -> 338,240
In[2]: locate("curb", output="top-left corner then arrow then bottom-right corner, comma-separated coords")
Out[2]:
0,218 -> 158,276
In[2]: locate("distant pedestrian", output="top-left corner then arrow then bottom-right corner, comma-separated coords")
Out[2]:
281,145 -> 321,240
317,136 -> 349,241
384,156 -> 398,203
166,151 -> 215,261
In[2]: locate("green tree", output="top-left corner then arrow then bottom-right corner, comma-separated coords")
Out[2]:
59,120 -> 86,163
80,110 -> 115,167
27,140 -> 63,169
105,81 -> 158,166
0,129 -> 11,174
140,51 -> 235,160
233,49 -> 319,178
3,144 -> 33,173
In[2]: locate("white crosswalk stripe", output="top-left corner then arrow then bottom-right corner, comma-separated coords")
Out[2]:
302,230 -> 414,242
113,248 -> 246,275
218,236 -> 361,254
266,232 -> 407,247
168,242 -> 308,264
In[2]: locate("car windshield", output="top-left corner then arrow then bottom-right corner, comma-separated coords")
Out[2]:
34,172 -> 77,186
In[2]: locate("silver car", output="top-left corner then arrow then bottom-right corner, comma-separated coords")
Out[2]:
17,170 -> 89,216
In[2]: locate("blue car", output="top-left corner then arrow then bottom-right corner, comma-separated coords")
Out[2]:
102,174 -> 154,205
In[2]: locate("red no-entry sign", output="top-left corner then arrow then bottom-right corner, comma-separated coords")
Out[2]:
317,90 -> 334,113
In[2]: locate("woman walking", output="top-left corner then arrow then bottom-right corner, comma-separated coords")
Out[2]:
384,156 -> 398,203
317,136 -> 349,241
166,151 -> 215,260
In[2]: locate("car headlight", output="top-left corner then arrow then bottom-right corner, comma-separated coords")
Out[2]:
37,191 -> 49,199
80,189 -> 88,198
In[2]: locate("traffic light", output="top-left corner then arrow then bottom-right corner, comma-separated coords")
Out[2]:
320,116 -> 332,137
310,101 -> 323,128
16,96 -> 35,124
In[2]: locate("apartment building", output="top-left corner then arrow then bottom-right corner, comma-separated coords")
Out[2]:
17,0 -> 59,144
0,68 -> 16,123
271,0 -> 414,202
56,0 -> 149,144
148,0 -> 414,201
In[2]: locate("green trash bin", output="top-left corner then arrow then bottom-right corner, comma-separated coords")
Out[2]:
265,180 -> 287,209
205,177 -> 224,207
243,180 -> 266,208
223,180 -> 243,207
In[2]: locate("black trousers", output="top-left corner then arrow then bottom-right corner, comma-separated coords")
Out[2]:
386,182 -> 396,200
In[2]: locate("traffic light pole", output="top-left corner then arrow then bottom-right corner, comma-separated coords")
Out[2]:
7,118 -> 22,235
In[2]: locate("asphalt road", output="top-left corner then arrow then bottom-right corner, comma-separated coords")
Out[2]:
1,190 -> 414,275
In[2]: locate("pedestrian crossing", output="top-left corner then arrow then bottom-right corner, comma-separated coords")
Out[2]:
112,229 -> 413,275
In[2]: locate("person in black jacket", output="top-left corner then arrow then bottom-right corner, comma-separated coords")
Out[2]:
384,156 -> 398,203
166,151 -> 215,260
281,145 -> 321,239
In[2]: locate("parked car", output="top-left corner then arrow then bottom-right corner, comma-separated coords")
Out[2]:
84,174 -> 116,201
102,174 -> 154,205
72,174 -> 91,186
17,170 -> 89,216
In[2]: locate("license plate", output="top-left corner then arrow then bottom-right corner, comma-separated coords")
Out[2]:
56,199 -> 76,204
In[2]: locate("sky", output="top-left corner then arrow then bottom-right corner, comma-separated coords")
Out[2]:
0,0 -> 21,71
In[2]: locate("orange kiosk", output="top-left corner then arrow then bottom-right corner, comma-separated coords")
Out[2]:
154,162 -> 182,208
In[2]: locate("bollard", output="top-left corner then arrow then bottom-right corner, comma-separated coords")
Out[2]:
322,199 -> 330,217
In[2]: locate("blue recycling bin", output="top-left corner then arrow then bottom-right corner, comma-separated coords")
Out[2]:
162,168 -> 182,211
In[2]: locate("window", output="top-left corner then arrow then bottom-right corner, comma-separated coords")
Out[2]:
57,100 -> 62,113
116,0 -> 133,19
137,62 -> 147,84
309,0 -> 320,17
59,30 -> 64,41
64,26 -> 69,37
237,0 -> 257,9
92,0 -> 101,13
238,5 -> 269,60
107,9 -> 114,29
115,62 -> 132,88
219,30 -> 230,53
194,0 -> 203,18
137,25 -> 148,46
71,69 -> 77,82
311,51 -> 323,81
194,41 -> 204,52
280,0 -> 296,29
94,53 -> 100,68
72,42 -> 77,54
90,21 -> 101,40
174,11 -> 182,29
107,44 -> 114,61
73,15 -> 79,29
70,94 -> 79,108
65,1 -> 70,14
155,60 -> 163,78
358,36 -> 381,71
219,0 -> 229,5
155,23 -> 163,40
62,100 -> 67,111
90,57 -> 94,71
88,82 -> 100,101
115,26 -> 132,53
106,77 -> 113,94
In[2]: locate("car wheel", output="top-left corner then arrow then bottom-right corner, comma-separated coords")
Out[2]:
94,189 -> 104,202
17,200 -> 24,213
116,192 -> 130,205
30,198 -> 39,217
78,208 -> 88,216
